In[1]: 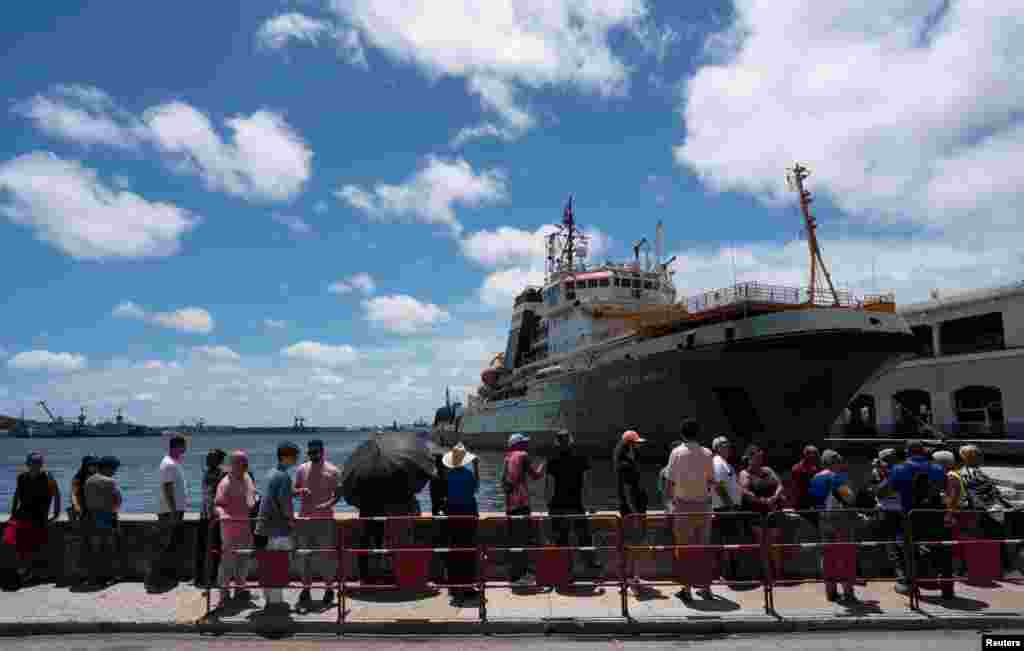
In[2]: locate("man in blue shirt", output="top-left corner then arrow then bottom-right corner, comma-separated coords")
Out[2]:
883,440 -> 951,597
809,451 -> 857,602
255,441 -> 308,609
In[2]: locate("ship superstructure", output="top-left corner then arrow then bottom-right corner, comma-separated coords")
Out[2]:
454,165 -> 918,456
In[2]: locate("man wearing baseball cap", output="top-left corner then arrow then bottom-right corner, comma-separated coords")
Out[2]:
502,433 -> 544,586
2,452 -> 60,587
83,456 -> 122,588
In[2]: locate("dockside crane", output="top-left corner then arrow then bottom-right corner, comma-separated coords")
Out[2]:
37,400 -> 59,423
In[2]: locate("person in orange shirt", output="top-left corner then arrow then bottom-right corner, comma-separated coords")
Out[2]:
665,418 -> 714,601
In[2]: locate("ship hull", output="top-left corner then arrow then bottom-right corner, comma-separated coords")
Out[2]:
456,329 -> 915,459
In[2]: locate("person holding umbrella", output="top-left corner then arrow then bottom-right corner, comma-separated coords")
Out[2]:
341,430 -> 437,584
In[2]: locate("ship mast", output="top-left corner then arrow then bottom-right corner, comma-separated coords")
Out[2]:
787,163 -> 840,307
546,194 -> 589,282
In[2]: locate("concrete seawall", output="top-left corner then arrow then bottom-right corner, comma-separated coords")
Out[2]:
6,510 -> 1008,585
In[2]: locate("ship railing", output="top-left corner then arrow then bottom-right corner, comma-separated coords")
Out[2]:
681,281 -> 888,314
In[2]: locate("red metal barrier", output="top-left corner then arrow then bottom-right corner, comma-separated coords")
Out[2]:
202,515 -> 344,626
906,508 -> 1024,609
337,514 -> 486,624
622,511 -> 764,617
197,509 -> 1022,628
483,513 -> 625,620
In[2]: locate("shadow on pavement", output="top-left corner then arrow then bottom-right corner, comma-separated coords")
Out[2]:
918,594 -> 989,611
343,587 -> 440,603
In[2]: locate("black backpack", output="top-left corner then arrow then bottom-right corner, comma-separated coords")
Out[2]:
911,470 -> 942,510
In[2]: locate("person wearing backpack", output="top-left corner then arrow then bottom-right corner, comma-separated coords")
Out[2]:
809,450 -> 858,603
886,440 -> 952,598
501,433 -> 544,587
946,444 -> 1017,573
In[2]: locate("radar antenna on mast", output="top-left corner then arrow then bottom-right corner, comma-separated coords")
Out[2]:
786,163 -> 840,307
545,194 -> 589,281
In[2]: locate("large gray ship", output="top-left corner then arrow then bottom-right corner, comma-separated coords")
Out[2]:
443,165 -> 918,457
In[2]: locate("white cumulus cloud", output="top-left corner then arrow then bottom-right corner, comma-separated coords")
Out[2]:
478,267 -> 547,308
0,152 -> 198,259
112,301 -> 215,334
676,0 -> 1024,238
12,84 -> 144,149
144,102 -> 312,203
362,295 -> 451,335
281,341 -> 358,367
13,85 -> 313,204
329,272 -> 376,295
314,1 -> 658,144
191,345 -> 241,363
337,157 -> 506,237
8,350 -> 86,373
257,12 -> 367,68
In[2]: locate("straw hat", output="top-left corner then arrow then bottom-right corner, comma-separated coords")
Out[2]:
443,443 -> 477,469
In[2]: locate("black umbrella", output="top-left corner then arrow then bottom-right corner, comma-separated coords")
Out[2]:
341,431 -> 439,509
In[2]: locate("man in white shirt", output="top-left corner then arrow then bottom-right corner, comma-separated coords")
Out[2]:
146,434 -> 189,592
709,435 -> 742,581
665,418 -> 714,601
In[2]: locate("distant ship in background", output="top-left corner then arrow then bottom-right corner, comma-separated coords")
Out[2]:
9,403 -> 157,438
442,164 -> 918,457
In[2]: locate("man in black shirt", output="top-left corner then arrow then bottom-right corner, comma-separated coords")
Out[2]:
546,429 -> 603,573
3,452 -> 61,587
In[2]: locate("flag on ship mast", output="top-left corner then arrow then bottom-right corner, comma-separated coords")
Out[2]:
562,194 -> 574,226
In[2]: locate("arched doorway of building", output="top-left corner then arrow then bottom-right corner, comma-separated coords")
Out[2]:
953,385 -> 1005,436
843,394 -> 877,436
892,389 -> 932,435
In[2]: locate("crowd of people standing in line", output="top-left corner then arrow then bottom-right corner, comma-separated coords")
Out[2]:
2,424 -> 1020,609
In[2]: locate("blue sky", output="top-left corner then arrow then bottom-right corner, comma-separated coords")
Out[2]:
1,1 -> 1021,426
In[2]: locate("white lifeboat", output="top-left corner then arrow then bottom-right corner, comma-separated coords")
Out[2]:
535,364 -> 563,379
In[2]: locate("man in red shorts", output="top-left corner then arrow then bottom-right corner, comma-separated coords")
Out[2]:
3,452 -> 61,587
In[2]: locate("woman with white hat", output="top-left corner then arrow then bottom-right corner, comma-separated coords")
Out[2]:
443,442 -> 481,604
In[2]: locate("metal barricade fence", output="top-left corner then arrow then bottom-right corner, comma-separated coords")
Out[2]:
622,511 -> 764,616
203,515 -> 344,626
906,508 -> 1024,610
337,514 -> 485,624
483,513 -> 624,620
197,509 -> 1023,627
762,508 -> 899,612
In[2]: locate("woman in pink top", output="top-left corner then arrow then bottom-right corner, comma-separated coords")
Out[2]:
215,450 -> 257,602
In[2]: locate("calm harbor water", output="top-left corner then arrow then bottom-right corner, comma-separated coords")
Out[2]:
0,430 -> 876,514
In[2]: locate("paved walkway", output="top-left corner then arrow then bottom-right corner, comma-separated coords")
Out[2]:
2,577 -> 1023,635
